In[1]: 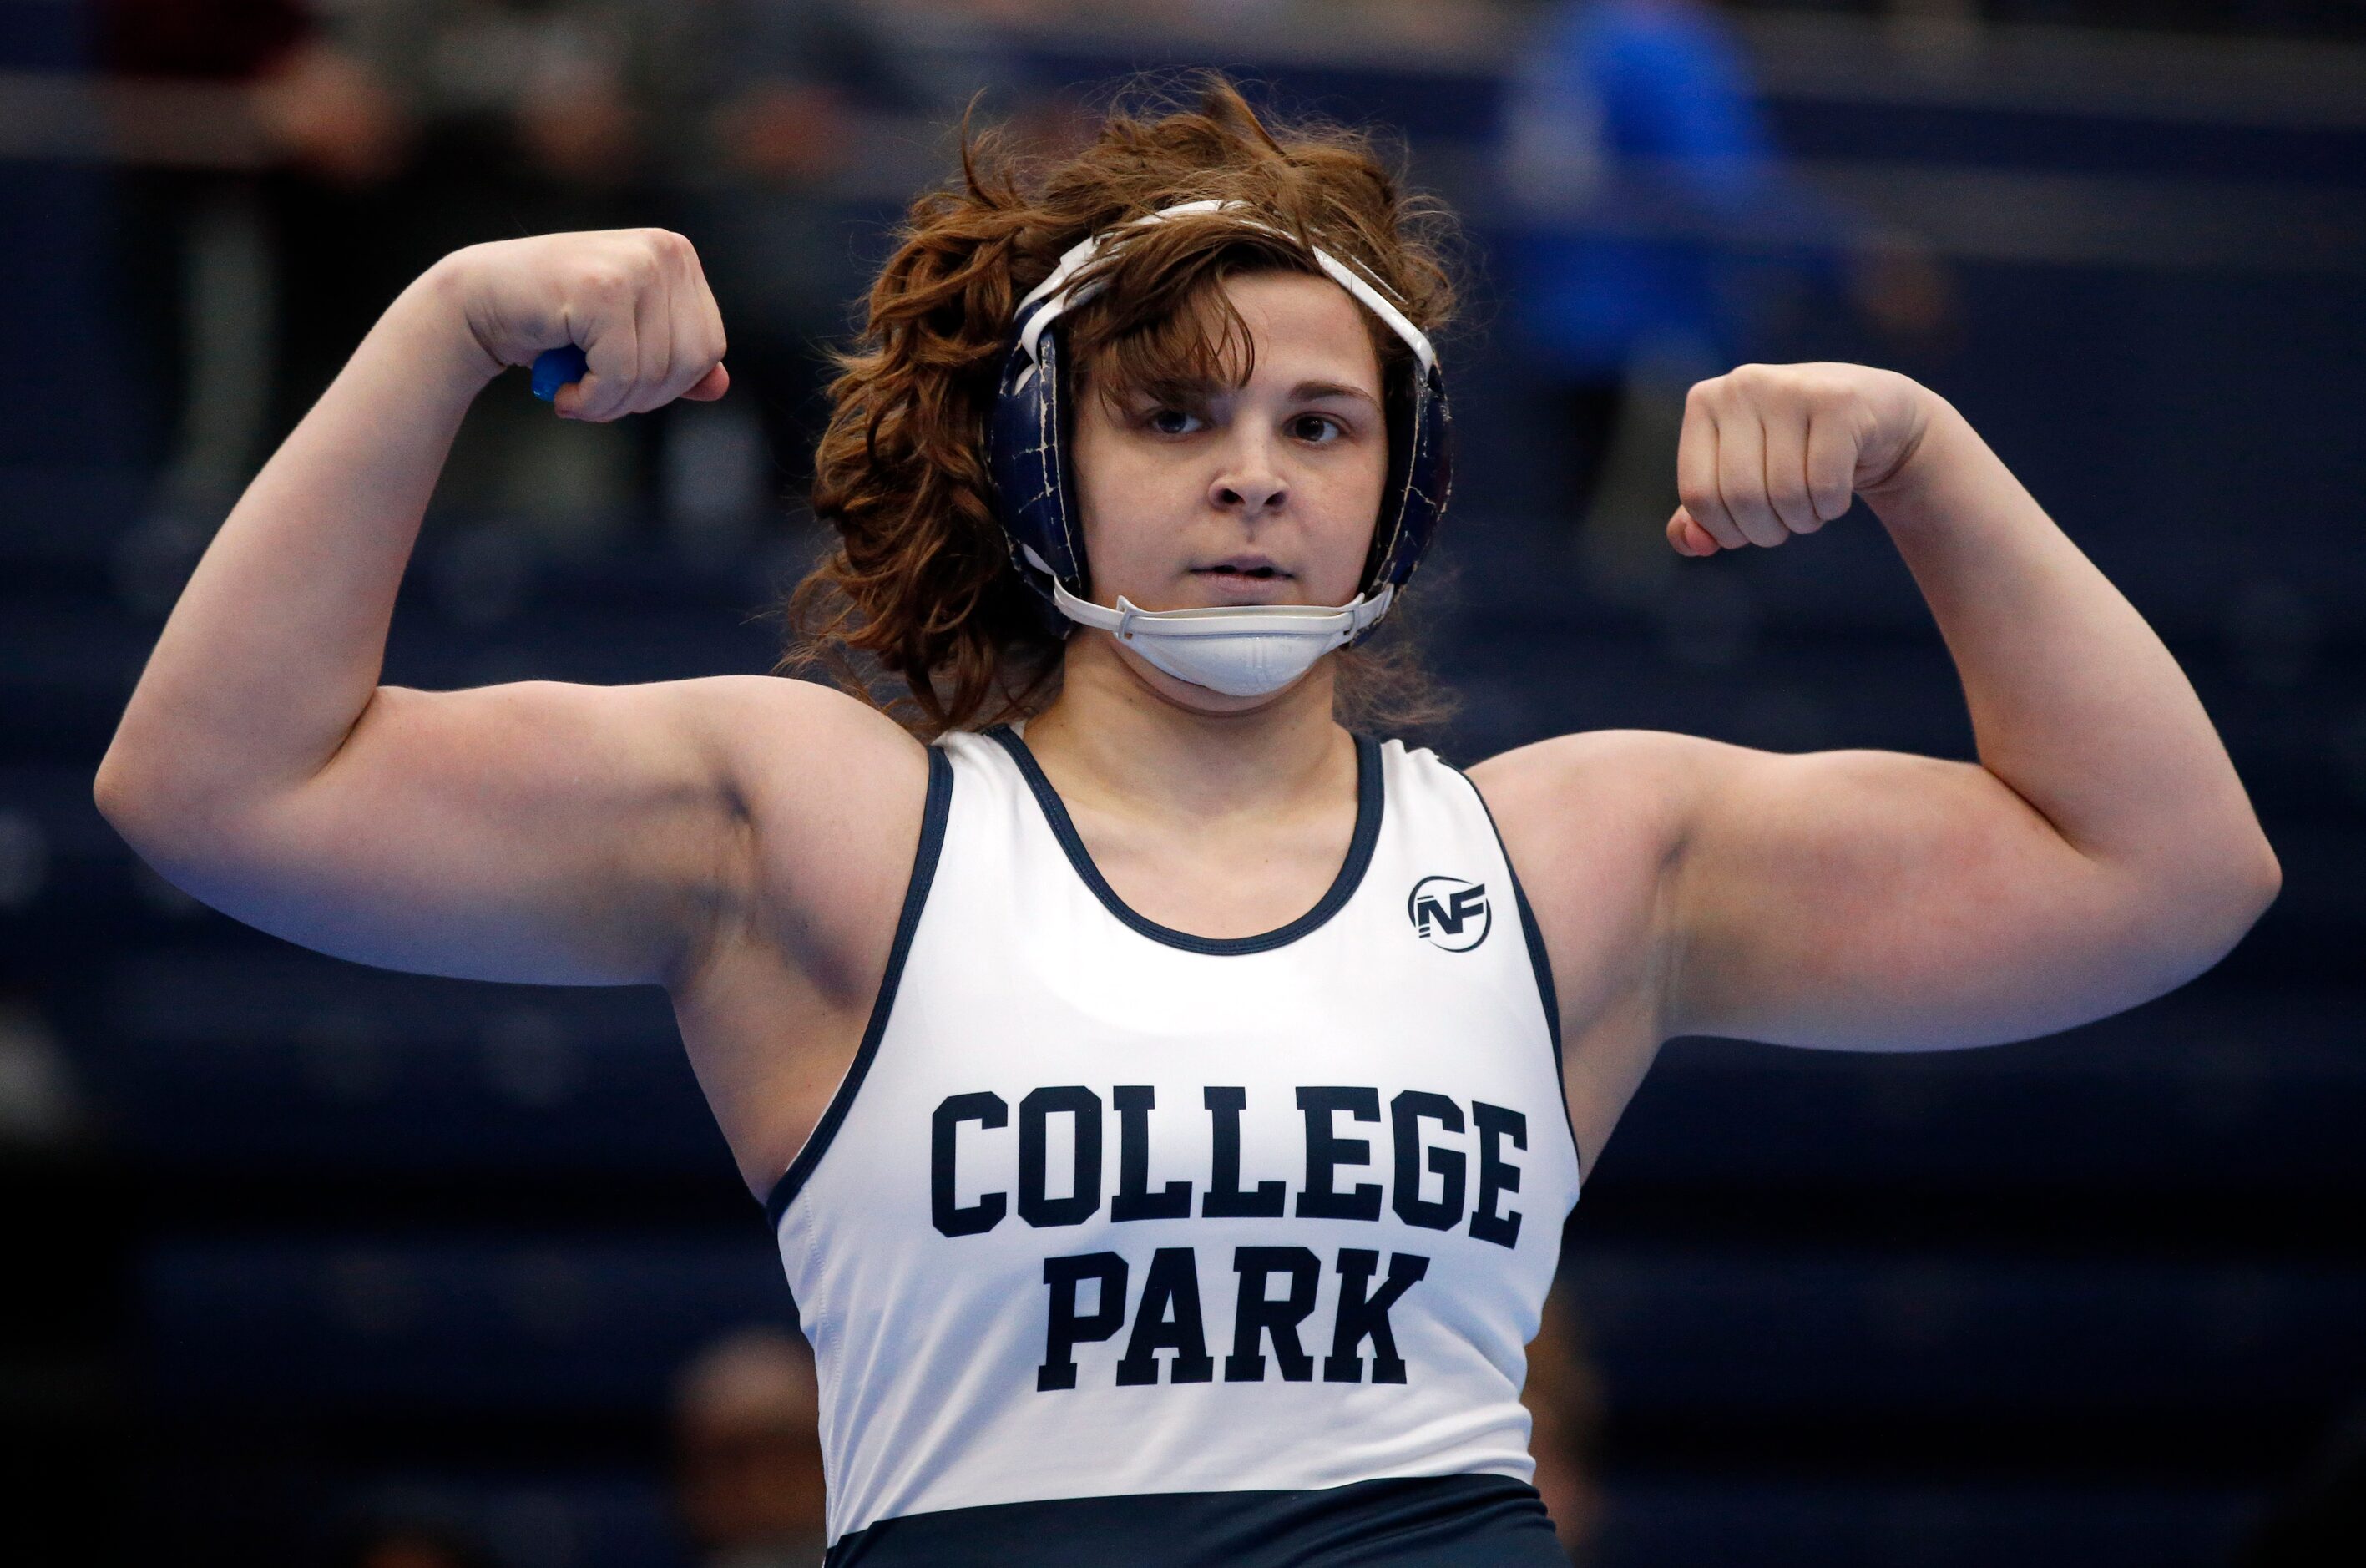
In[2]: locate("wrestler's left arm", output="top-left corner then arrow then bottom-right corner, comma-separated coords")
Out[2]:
1482,362 -> 2278,1056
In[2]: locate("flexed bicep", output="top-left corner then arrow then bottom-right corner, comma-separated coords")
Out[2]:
1666,745 -> 2203,1050
115,677 -> 752,986
107,675 -> 918,990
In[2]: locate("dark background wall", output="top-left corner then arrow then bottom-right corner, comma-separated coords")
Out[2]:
3,2 -> 2361,1564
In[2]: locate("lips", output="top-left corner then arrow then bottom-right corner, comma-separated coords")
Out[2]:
1185,564 -> 1301,607
1193,555 -> 1287,579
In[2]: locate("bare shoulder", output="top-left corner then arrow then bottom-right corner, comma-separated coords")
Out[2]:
1460,727 -> 1749,976
604,678 -> 938,1198
663,674 -> 934,994
1459,731 -> 1763,1154
671,673 -> 928,804
1463,730 -> 1761,1029
1466,727 -> 1751,871
703,675 -> 934,898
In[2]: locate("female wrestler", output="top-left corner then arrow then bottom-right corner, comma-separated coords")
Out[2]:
96,83 -> 2276,1565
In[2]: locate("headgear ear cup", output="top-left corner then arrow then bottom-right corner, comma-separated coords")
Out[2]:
988,305 -> 1091,637
1355,359 -> 1453,642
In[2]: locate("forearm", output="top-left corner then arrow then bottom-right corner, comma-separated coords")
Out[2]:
1870,396 -> 2275,903
99,261 -> 498,818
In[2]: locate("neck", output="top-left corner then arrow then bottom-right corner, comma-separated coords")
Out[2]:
1020,634 -> 1352,822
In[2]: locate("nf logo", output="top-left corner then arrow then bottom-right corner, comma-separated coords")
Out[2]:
1407,876 -> 1490,952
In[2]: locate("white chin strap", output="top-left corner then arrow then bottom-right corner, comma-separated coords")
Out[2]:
1051,578 -> 1394,698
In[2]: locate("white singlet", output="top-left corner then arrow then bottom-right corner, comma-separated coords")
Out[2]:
763,723 -> 1584,1566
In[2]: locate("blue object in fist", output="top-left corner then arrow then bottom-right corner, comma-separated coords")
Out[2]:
531,345 -> 589,401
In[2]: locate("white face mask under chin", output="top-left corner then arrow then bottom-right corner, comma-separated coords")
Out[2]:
1050,578 -> 1395,698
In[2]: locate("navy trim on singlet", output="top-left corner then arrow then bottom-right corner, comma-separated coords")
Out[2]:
824,1473 -> 1564,1567
764,744 -> 955,1229
985,725 -> 1385,958
1447,764 -> 1587,1189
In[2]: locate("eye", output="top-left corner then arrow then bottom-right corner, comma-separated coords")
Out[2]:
1144,407 -> 1206,437
1289,414 -> 1347,445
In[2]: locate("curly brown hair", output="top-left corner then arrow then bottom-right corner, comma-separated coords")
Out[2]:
780,76 -> 1462,739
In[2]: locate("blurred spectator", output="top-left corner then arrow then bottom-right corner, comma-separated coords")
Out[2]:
0,999 -> 85,1152
104,0 -> 1034,567
1522,1280 -> 1607,1562
672,1324 -> 827,1568
265,0 -> 673,555
1500,0 -> 1953,594
297,0 -> 649,200
321,1517 -> 499,1568
643,1 -> 933,554
98,1 -> 313,531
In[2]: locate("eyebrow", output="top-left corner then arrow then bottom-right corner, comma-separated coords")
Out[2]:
1292,380 -> 1381,407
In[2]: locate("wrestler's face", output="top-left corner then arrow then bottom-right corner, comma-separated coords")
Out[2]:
1069,269 -> 1389,707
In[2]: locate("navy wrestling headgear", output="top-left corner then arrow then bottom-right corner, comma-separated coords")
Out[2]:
986,200 -> 1453,658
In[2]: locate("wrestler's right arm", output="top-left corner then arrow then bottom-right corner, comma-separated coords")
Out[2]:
94,230 -> 923,991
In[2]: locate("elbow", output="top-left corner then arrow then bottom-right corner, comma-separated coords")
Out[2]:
2207,812 -> 2283,938
2261,846 -> 2285,911
97,724 -> 323,889
93,746 -> 217,860
93,742 -> 178,841
92,750 -> 149,842
2225,827 -> 2283,937
93,753 -> 240,918
2133,826 -> 2281,984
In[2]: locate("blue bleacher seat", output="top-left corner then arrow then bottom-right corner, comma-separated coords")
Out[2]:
142,1237 -> 791,1414
1591,1474 -> 2257,1568
84,946 -> 732,1177
1567,1245 -> 2366,1419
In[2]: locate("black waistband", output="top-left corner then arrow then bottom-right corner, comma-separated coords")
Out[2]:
826,1472 -> 1563,1567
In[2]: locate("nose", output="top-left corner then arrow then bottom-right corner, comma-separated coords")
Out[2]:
1209,432 -> 1287,518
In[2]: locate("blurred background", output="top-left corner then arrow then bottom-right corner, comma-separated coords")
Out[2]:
4,0 -> 2364,1563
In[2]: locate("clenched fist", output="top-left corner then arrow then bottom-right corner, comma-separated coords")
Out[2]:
436,229 -> 730,422
1669,362 -> 1934,556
